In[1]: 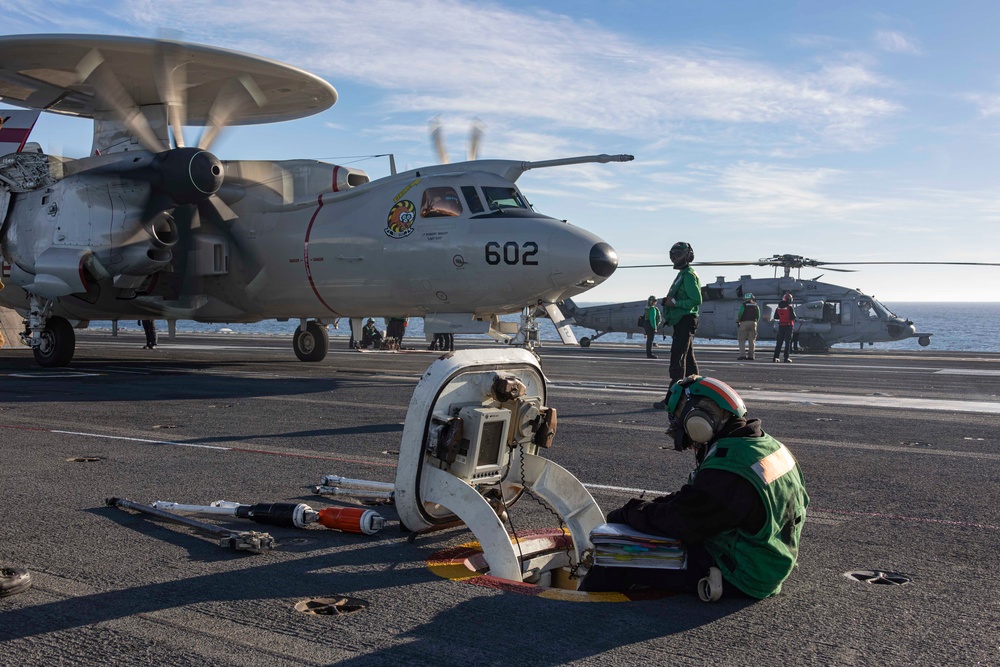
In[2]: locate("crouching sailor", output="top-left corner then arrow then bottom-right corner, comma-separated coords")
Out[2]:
580,375 -> 809,600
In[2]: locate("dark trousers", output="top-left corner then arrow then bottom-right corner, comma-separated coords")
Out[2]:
669,315 -> 699,384
643,323 -> 656,356
578,544 -> 748,598
774,326 -> 793,360
140,320 -> 157,347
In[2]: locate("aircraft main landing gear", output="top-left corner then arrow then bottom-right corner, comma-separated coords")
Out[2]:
21,295 -> 76,367
293,319 -> 329,362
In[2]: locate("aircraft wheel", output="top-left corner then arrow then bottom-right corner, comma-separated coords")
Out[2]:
802,334 -> 829,353
32,316 -> 76,368
579,337 -> 591,348
918,336 -> 930,347
293,321 -> 329,362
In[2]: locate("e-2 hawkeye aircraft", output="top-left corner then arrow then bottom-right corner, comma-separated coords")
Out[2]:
557,253 -> 1000,351
0,34 -> 625,367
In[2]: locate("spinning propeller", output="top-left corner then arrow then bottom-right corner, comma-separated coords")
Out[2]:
66,40 -> 287,297
430,116 -> 485,163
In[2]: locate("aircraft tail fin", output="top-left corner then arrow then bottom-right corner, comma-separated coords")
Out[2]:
0,110 -> 42,155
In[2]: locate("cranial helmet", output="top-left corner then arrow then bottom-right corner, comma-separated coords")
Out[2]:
367,318 -> 375,324
666,376 -> 747,449
782,293 -> 793,303
648,295 -> 658,304
669,242 -> 694,268
744,293 -> 755,301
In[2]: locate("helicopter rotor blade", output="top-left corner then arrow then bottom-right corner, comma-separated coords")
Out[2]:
808,261 -> 1000,267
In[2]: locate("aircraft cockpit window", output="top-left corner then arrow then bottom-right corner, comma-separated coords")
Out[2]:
872,298 -> 896,318
483,186 -> 528,211
857,299 -> 880,321
421,187 -> 463,218
461,186 -> 485,214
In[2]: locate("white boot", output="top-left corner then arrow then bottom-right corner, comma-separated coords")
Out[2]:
697,566 -> 723,602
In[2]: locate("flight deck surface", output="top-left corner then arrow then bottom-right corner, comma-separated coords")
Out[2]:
1,333 -> 998,665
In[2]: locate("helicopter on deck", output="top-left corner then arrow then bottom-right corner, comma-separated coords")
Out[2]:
558,253 -> 999,351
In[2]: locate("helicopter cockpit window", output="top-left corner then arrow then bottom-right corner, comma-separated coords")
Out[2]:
482,186 -> 528,211
461,186 -> 485,214
857,299 -> 880,321
872,297 -> 896,318
421,187 -> 463,218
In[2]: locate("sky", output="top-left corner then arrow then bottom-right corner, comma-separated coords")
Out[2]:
2,0 -> 999,303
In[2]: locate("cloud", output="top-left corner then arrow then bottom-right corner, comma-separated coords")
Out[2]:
965,92 -> 1000,118
107,0 -> 900,154
874,30 -> 922,55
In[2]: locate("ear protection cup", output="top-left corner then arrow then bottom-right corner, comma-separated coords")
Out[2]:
682,398 -> 727,445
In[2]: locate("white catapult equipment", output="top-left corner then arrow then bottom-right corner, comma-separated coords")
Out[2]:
389,348 -> 605,583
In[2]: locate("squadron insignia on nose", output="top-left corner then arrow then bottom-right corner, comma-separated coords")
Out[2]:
385,200 -> 416,238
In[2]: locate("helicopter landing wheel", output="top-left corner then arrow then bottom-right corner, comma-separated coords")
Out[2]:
579,337 -> 591,348
918,336 -> 931,347
32,316 -> 76,368
293,321 -> 329,362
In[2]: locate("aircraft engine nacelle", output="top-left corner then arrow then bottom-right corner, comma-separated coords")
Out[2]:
3,175 -> 179,295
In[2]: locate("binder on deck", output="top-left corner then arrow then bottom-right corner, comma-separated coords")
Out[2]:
589,523 -> 688,569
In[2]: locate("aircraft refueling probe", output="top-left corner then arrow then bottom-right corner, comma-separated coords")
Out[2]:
105,497 -> 275,553
151,499 -> 385,535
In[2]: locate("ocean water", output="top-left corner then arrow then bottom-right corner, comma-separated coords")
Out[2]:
88,302 -> 1000,353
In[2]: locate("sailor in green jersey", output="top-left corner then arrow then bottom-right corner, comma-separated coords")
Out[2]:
653,242 -> 702,410
581,375 -> 809,600
643,295 -> 662,359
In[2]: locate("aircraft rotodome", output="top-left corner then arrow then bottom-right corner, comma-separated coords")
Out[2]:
0,34 -> 627,367
558,253 -> 1000,351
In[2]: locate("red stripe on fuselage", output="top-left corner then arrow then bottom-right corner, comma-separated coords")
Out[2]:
304,194 -> 341,316
0,127 -> 31,151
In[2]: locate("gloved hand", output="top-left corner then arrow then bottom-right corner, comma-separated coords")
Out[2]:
606,506 -> 627,524
606,498 -> 645,525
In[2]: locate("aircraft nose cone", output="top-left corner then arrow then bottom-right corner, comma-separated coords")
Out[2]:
590,242 -> 618,278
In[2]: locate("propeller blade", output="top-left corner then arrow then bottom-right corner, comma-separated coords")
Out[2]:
223,160 -> 293,203
197,75 -> 267,151
429,116 -> 448,164
198,197 -> 266,292
154,39 -> 188,149
81,49 -> 167,153
468,118 -> 484,161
